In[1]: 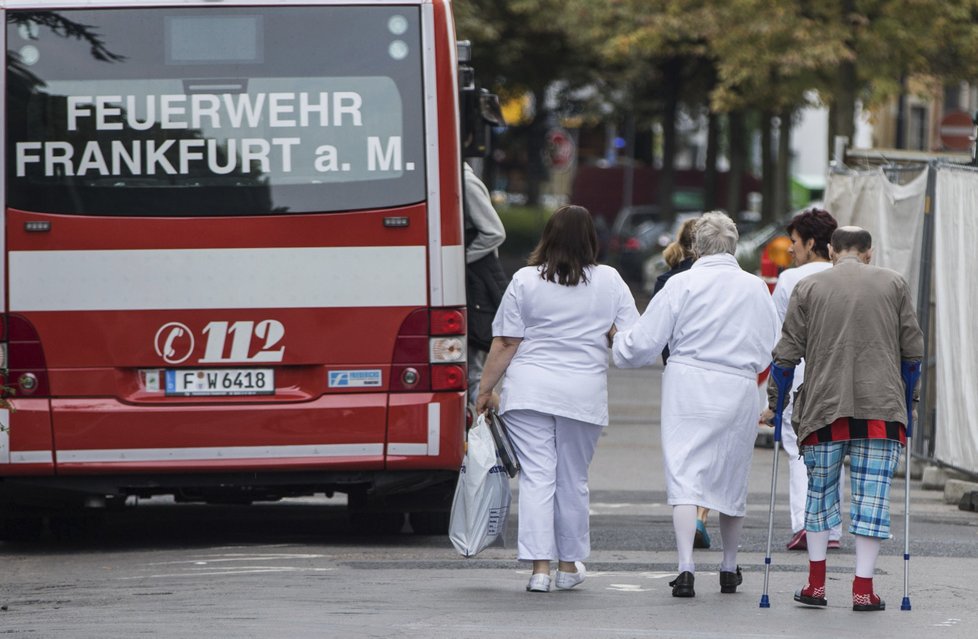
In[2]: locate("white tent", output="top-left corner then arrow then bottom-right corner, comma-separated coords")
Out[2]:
825,162 -> 978,475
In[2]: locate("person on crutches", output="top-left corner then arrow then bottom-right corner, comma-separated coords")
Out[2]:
769,226 -> 923,612
760,208 -> 844,552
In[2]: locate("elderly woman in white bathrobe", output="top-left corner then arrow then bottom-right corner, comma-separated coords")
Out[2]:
612,211 -> 779,598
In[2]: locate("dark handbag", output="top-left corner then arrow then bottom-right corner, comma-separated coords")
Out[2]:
486,409 -> 520,478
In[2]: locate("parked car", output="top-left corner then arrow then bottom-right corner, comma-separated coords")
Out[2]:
618,219 -> 671,282
605,205 -> 666,282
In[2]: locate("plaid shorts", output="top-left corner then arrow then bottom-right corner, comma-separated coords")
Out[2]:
803,439 -> 902,539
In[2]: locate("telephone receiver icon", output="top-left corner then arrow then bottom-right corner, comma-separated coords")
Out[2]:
163,327 -> 184,359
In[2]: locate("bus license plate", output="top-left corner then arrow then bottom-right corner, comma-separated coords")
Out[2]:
165,368 -> 275,396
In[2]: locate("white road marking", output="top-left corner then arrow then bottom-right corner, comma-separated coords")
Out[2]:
145,552 -> 327,565
120,567 -> 336,579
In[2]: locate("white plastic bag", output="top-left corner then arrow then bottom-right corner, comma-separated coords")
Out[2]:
449,414 -> 511,557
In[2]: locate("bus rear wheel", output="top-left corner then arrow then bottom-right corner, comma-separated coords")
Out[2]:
409,510 -> 450,535
349,511 -> 406,535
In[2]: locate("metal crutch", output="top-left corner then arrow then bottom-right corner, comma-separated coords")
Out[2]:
900,359 -> 922,612
760,362 -> 795,608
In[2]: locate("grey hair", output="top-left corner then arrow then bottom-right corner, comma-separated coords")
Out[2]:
693,211 -> 739,257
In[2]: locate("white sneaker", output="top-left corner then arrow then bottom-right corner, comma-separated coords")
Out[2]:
555,562 -> 586,590
526,573 -> 551,592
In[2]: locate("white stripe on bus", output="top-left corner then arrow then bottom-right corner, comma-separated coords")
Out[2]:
422,2 -> 444,307
55,443 -> 384,464
9,246 -> 427,312
10,450 -> 54,464
388,401 -> 442,456
441,245 -> 465,306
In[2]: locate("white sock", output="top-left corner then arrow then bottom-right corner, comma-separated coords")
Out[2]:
807,530 -> 830,562
854,534 -> 881,578
673,504 -> 697,573
718,513 -> 743,572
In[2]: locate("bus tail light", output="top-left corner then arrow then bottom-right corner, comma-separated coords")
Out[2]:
431,364 -> 466,391
3,314 -> 50,397
390,308 -> 467,392
430,308 -> 465,335
430,336 -> 465,363
391,309 -> 430,392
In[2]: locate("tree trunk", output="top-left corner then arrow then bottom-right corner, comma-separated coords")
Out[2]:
828,0 -> 858,159
634,123 -> 654,166
659,57 -> 681,216
895,74 -> 907,149
827,61 -> 857,158
775,107 -> 793,217
726,111 -> 745,215
525,87 -> 548,206
704,109 -> 719,211
761,110 -> 775,222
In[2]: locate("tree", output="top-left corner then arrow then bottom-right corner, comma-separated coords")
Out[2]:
460,0 -> 978,214
454,1 -> 596,205
565,0 -> 724,216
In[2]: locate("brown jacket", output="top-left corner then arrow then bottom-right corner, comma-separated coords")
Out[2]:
769,256 -> 924,443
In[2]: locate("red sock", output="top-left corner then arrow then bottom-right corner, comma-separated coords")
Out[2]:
853,576 -> 880,605
802,560 -> 826,598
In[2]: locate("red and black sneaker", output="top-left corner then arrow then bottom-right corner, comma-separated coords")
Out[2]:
794,583 -> 827,607
852,576 -> 885,611
853,591 -> 885,611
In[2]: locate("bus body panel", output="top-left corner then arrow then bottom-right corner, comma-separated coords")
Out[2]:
0,400 -> 54,474
0,0 -> 467,517
50,395 -> 388,473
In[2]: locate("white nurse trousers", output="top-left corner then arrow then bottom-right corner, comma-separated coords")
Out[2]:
502,408 -> 603,562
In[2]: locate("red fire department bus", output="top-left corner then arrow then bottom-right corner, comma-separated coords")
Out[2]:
0,0 -> 477,539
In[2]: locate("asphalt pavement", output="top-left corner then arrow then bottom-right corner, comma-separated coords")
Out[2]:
0,362 -> 976,638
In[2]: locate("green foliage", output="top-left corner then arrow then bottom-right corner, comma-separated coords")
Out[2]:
498,205 -> 551,258
550,0 -> 978,114
454,0 -> 595,100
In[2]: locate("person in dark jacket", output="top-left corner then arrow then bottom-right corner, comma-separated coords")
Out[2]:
463,163 -> 507,406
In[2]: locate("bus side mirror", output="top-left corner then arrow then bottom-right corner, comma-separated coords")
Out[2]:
458,41 -> 504,158
461,89 -> 502,158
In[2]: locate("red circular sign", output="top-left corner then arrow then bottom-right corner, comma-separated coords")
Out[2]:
939,110 -> 974,151
545,128 -> 575,172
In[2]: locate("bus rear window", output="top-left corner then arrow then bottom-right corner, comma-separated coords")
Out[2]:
5,7 -> 426,216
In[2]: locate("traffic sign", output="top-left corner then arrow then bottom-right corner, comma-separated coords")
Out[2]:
939,110 -> 975,151
545,128 -> 576,173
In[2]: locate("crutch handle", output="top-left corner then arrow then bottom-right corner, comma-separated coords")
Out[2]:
770,362 -> 795,442
901,360 -> 921,437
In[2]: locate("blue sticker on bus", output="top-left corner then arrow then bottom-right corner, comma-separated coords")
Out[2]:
328,369 -> 382,388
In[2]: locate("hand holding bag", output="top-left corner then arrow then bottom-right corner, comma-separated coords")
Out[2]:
449,414 -> 511,557
486,409 -> 520,478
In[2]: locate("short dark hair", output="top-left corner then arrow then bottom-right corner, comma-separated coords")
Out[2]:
786,208 -> 837,260
831,226 -> 872,253
528,205 -> 598,286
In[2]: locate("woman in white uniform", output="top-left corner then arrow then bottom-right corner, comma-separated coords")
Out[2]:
611,212 -> 779,598
475,205 -> 639,593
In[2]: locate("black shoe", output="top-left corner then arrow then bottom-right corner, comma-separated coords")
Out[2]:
719,566 -> 742,593
669,571 -> 695,598
794,589 -> 827,607
853,596 -> 885,612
